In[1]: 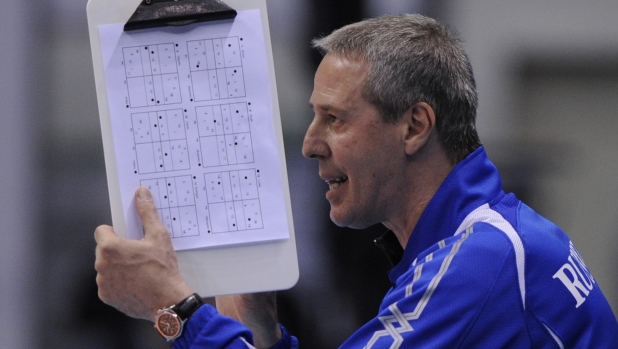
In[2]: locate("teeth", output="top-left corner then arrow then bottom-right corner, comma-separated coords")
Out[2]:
325,176 -> 348,189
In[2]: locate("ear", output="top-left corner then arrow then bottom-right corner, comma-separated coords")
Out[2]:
401,102 -> 436,156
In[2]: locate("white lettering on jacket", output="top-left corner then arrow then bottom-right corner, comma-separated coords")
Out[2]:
552,242 -> 596,308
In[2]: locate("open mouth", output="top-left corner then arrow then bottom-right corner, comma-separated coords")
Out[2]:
325,176 -> 348,190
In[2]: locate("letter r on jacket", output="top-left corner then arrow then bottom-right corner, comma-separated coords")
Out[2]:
553,259 -> 594,308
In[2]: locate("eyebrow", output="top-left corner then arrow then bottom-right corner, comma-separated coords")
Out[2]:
309,102 -> 343,114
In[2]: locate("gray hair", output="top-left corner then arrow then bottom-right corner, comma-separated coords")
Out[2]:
312,14 -> 481,164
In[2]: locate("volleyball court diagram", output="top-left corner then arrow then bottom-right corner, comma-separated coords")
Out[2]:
196,102 -> 254,167
141,175 -> 199,238
204,169 -> 263,233
122,43 -> 181,108
131,108 -> 190,174
120,35 -> 263,239
187,36 -> 246,101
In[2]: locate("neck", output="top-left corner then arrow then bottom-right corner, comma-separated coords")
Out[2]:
383,144 -> 454,248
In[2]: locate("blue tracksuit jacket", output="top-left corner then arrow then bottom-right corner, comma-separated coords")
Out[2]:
173,146 -> 618,348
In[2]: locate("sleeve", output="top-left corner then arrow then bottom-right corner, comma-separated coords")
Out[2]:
172,304 -> 299,349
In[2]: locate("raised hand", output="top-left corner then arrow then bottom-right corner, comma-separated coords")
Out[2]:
94,187 -> 193,321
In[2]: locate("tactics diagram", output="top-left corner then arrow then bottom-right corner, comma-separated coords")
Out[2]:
187,36 -> 246,101
204,169 -> 263,233
123,43 -> 181,108
131,108 -> 190,174
196,102 -> 254,167
102,11 -> 290,249
124,38 -> 259,241
141,175 -> 199,238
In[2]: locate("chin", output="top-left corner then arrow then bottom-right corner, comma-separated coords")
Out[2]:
329,210 -> 350,228
329,210 -> 372,230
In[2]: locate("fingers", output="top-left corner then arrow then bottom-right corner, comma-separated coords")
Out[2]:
93,189 -> 192,321
94,224 -> 116,243
135,187 -> 168,241
94,224 -> 120,271
94,225 -> 114,261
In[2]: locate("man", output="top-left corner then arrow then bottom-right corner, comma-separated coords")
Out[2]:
95,14 -> 618,348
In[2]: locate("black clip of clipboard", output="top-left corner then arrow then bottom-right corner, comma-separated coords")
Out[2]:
124,0 -> 237,31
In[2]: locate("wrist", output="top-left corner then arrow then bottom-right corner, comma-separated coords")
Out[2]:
150,282 -> 194,322
154,293 -> 204,342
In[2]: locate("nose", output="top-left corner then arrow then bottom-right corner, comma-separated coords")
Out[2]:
302,117 -> 329,159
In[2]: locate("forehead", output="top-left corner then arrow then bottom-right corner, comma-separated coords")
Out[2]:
310,53 -> 370,112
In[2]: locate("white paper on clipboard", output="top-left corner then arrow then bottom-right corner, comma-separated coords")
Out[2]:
87,0 -> 298,297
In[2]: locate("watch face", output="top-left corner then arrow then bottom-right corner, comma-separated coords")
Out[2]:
156,311 -> 181,338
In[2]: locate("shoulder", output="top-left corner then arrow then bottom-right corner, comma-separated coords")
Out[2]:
373,225 -> 528,348
395,225 -> 524,315
396,222 -> 521,302
488,199 -> 618,347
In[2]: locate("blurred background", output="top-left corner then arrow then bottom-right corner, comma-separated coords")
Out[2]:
2,0 -> 618,347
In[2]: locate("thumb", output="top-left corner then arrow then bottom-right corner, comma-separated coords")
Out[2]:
135,187 -> 168,240
94,224 -> 116,242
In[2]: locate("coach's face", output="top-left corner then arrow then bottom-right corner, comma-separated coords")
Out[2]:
303,54 -> 409,229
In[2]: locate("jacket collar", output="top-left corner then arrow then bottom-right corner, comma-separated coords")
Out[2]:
385,146 -> 503,285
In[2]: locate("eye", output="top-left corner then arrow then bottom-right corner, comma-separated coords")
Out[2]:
325,114 -> 344,131
327,113 -> 343,124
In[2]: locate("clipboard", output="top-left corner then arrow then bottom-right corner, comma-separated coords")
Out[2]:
87,0 -> 299,297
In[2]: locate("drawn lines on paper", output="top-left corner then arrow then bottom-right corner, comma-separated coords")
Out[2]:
123,43 -> 181,108
132,109 -> 190,174
205,169 -> 263,233
187,36 -> 246,101
196,102 -> 254,167
141,176 -> 199,238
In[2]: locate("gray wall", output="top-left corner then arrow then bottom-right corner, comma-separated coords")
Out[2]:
0,0 -> 41,347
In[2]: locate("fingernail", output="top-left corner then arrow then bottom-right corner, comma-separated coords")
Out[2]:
137,188 -> 153,201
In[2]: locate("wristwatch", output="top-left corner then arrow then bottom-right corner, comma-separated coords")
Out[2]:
154,293 -> 204,341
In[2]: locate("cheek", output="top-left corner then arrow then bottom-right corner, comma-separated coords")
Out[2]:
335,129 -> 401,178
360,152 -> 402,195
